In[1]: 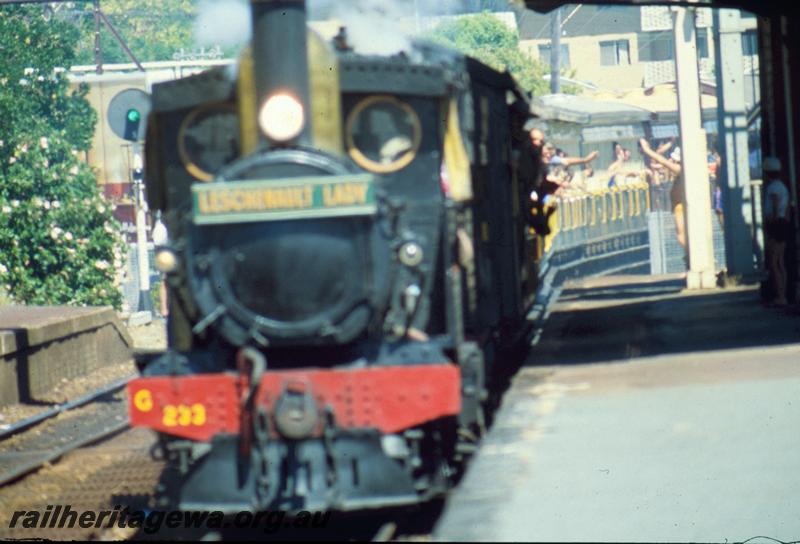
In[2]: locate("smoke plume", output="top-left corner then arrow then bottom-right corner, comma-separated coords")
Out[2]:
329,0 -> 413,56
194,0 -> 252,49
192,0 -> 502,58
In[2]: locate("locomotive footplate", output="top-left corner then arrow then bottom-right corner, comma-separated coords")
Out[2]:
129,359 -> 462,512
128,363 -> 462,440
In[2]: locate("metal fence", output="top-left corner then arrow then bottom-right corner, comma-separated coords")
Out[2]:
649,180 -> 719,273
648,211 -> 727,273
119,243 -> 160,315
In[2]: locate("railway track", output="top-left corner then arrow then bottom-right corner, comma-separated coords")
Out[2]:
0,376 -> 134,486
0,371 -> 164,541
0,376 -> 496,541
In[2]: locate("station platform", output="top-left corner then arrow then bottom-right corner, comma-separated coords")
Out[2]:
0,306 -> 132,406
435,274 -> 800,542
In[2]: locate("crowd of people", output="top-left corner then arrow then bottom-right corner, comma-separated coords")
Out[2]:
519,124 -> 729,252
519,123 -> 792,307
518,125 -> 675,237
522,127 -> 697,202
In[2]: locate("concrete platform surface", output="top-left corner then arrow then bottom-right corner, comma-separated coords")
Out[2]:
435,275 -> 800,542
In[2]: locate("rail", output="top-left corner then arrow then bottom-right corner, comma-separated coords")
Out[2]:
0,379 -> 132,486
0,376 -> 132,440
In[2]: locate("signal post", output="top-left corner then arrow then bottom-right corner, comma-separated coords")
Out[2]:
107,88 -> 153,314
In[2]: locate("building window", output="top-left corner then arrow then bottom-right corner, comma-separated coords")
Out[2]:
538,44 -> 571,69
697,32 -> 709,59
638,32 -> 673,62
639,31 -> 708,61
600,39 -> 631,66
742,29 -> 758,56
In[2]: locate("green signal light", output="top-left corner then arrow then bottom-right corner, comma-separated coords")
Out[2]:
126,109 -> 141,123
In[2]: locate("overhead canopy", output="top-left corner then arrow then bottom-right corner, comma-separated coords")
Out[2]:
591,83 -> 718,122
531,93 -> 653,125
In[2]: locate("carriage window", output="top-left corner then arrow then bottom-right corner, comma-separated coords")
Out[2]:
345,96 -> 422,174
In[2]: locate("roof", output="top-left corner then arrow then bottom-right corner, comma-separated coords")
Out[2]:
517,4 -> 642,40
591,83 -> 718,119
531,93 -> 653,124
522,0 -> 781,18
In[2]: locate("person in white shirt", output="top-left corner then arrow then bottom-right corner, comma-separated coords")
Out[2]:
152,214 -> 170,317
762,157 -> 791,306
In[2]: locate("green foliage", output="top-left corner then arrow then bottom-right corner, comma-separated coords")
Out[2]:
72,0 -> 198,65
69,0 -> 243,65
0,6 -> 124,308
150,276 -> 163,317
428,12 -> 575,96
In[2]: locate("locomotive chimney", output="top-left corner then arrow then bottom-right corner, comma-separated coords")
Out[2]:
250,0 -> 312,146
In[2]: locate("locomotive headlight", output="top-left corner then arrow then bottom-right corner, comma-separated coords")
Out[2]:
154,247 -> 179,273
258,92 -> 305,142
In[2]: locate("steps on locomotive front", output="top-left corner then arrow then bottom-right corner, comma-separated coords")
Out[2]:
434,274 -> 800,541
0,306 -> 133,406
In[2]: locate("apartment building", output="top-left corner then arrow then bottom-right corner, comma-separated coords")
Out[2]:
518,4 -> 758,101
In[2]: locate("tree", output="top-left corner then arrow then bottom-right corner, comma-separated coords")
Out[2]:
68,0 -> 247,65
69,0 -> 197,65
428,12 -> 575,96
0,5 -> 124,308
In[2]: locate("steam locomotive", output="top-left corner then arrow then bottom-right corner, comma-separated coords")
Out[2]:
127,0 -> 541,513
